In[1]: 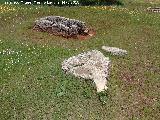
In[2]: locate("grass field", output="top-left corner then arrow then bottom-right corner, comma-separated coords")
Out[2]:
0,1 -> 160,120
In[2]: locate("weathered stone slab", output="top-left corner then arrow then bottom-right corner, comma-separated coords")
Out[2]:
33,16 -> 89,38
62,50 -> 110,92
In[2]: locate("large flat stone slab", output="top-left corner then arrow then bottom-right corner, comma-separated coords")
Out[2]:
62,50 -> 110,92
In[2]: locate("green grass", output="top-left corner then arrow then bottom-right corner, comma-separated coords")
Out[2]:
0,1 -> 160,120
0,0 -> 6,4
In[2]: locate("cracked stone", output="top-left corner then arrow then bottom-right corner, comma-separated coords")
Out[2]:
62,50 -> 110,92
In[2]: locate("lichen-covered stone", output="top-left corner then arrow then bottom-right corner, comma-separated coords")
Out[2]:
33,16 -> 89,37
62,50 -> 110,92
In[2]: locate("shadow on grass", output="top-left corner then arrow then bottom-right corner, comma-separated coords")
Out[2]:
80,0 -> 123,6
98,90 -> 110,105
99,1 -> 123,6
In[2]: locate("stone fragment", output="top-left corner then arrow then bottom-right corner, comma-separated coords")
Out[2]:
147,7 -> 160,13
62,50 -> 110,92
102,46 -> 127,56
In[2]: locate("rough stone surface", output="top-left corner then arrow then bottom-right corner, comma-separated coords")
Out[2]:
147,7 -> 160,13
62,50 -> 110,92
33,16 -> 89,38
102,46 -> 127,56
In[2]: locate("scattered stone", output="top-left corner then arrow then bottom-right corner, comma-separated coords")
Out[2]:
62,50 -> 110,92
102,46 -> 127,56
147,7 -> 160,13
33,16 -> 92,38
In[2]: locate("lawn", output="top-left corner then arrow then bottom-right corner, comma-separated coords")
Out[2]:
0,1 -> 160,120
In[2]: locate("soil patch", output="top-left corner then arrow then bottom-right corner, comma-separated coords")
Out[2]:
33,27 -> 96,40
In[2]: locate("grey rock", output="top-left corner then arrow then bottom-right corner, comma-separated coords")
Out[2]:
34,16 -> 89,37
102,46 -> 127,56
147,7 -> 160,13
62,50 -> 110,92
